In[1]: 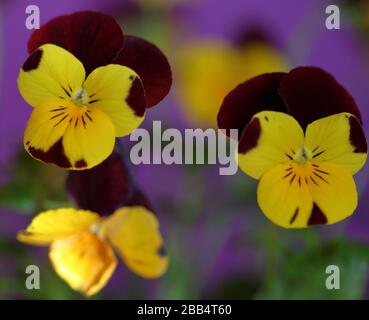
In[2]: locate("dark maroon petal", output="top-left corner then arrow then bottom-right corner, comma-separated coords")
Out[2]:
28,11 -> 124,75
217,72 -> 287,139
115,35 -> 172,107
125,187 -> 153,212
66,152 -> 133,216
279,67 -> 362,130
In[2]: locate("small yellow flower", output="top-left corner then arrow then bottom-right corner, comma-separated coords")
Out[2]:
237,111 -> 367,228
17,206 -> 168,296
18,44 -> 146,170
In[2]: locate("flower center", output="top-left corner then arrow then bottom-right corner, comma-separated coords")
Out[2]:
89,222 -> 106,240
294,146 -> 312,165
71,87 -> 88,106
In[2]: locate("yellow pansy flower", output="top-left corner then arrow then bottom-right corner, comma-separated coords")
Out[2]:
238,111 -> 367,228
18,44 -> 146,170
218,67 -> 368,228
18,206 -> 168,296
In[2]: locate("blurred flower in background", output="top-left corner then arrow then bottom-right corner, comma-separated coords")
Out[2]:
175,30 -> 288,127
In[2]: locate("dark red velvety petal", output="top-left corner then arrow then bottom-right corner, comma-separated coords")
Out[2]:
217,72 -> 287,139
114,35 -> 172,107
125,187 -> 153,212
66,152 -> 133,216
279,67 -> 362,130
28,11 -> 124,75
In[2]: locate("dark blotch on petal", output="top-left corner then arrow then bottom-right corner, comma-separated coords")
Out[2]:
22,49 -> 43,71
238,117 -> 261,154
126,77 -> 146,117
349,116 -> 368,153
66,152 -> 134,216
28,138 -> 71,168
28,11 -> 124,75
279,67 -> 362,130
115,35 -> 172,107
74,159 -> 87,168
218,72 -> 287,139
157,245 -> 167,257
308,203 -> 328,226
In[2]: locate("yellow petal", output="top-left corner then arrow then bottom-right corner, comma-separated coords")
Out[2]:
50,232 -> 117,296
62,106 -> 116,170
257,160 -> 358,228
24,99 -> 76,168
308,161 -> 358,225
18,44 -> 85,107
83,64 -> 145,137
17,209 -> 100,245
238,111 -> 305,179
305,113 -> 367,174
104,206 -> 168,279
23,100 -> 115,170
257,163 -> 313,228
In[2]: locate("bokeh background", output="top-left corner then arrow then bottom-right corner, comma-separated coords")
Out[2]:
1,0 -> 369,299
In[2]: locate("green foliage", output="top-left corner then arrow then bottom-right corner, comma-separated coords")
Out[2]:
0,152 -> 70,214
256,231 -> 369,300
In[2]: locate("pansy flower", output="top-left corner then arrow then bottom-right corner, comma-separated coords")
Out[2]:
17,153 -> 168,296
18,11 -> 171,170
218,67 -> 368,228
176,29 -> 287,127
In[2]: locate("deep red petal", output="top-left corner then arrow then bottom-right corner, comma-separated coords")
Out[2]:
279,66 -> 362,130
66,152 -> 133,216
217,72 -> 287,139
115,35 -> 172,107
28,11 -> 124,75
125,187 -> 154,212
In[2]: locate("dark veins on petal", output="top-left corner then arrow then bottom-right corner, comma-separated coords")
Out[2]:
290,207 -> 299,224
27,12 -> 172,107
